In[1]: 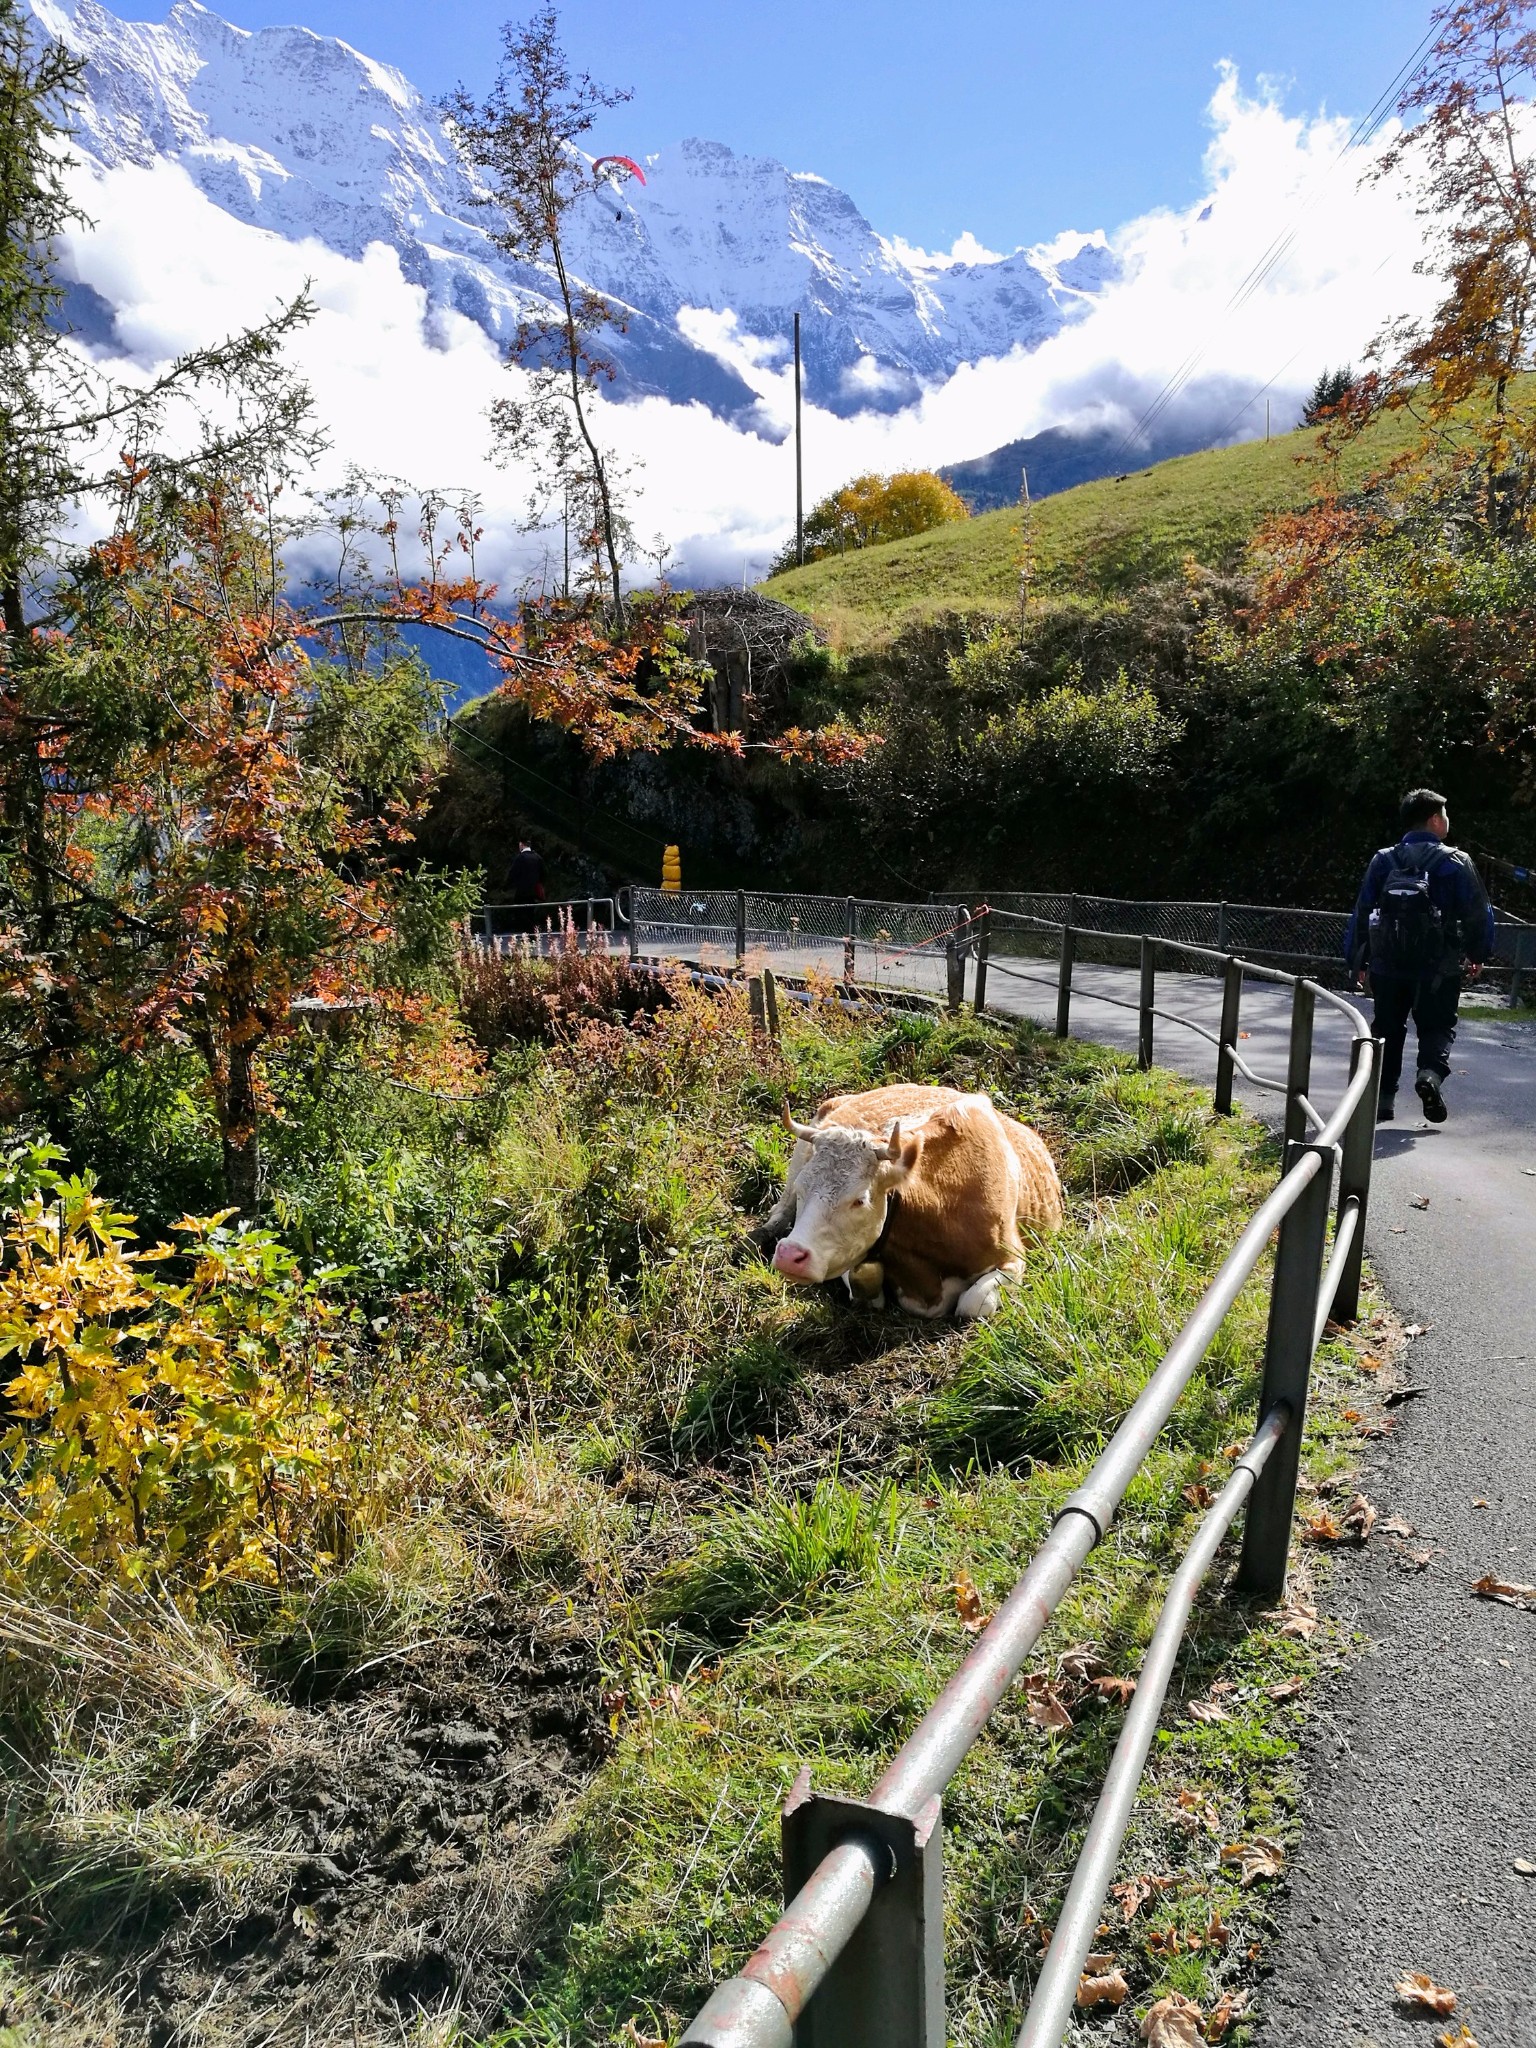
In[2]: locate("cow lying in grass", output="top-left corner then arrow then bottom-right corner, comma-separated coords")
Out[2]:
754,1083 -> 1063,1320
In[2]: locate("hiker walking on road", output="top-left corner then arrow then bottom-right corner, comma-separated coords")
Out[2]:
1345,789 -> 1494,1124
509,836 -> 546,935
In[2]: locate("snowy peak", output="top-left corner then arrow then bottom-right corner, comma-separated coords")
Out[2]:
28,0 -> 1118,421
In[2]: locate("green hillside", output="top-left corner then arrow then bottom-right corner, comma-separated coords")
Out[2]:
764,414 -> 1414,648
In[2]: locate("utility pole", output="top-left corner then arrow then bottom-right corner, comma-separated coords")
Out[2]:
1265,397 -> 1271,444
794,311 -> 804,567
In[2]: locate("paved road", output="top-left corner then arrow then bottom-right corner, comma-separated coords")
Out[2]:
980,957 -> 1536,2048
649,931 -> 1536,2037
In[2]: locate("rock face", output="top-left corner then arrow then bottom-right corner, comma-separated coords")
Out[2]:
29,0 -> 1117,421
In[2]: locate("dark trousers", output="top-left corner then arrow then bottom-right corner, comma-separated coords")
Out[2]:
1371,969 -> 1461,1099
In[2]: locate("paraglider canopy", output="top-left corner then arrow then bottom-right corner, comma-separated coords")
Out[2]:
593,154 -> 647,184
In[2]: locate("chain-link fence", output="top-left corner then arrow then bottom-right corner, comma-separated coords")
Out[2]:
624,885 -> 1536,1000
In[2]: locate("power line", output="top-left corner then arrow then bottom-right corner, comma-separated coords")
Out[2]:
1114,21 -> 1440,462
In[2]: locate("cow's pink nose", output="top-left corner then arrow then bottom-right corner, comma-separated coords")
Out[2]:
774,1240 -> 813,1277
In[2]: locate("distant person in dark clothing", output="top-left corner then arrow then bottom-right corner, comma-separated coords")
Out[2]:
1344,789 -> 1494,1124
509,838 -> 545,903
509,838 -> 546,934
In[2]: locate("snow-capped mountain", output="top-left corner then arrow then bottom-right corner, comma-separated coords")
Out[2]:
29,0 -> 1118,424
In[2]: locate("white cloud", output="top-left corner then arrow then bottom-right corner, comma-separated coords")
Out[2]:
886,229 -> 1008,272
57,65 -> 1436,590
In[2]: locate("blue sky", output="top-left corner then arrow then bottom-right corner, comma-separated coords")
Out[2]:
210,0 -> 1430,250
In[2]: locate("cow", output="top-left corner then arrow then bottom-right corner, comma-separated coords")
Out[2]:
754,1083 -> 1064,1320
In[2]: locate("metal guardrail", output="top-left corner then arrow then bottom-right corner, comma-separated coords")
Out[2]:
468,894 -> 616,942
646,892 -> 1382,2048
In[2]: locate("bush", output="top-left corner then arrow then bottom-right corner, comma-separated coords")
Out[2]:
1,1178 -> 353,1590
454,929 -> 675,1051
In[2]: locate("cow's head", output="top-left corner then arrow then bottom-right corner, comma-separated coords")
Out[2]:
771,1107 -> 922,1285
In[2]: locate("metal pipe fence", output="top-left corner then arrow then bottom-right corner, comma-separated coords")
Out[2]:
646,890 -> 1384,2048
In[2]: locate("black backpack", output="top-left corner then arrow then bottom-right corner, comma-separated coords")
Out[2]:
1367,843 -> 1453,976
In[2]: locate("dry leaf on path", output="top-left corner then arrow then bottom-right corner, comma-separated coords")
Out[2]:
1303,1508 -> 1344,1542
1471,1574 -> 1536,1610
1221,1836 -> 1286,1885
1357,1349 -> 1384,1371
1404,1322 -> 1433,1339
1341,1494 -> 1378,1542
1092,1674 -> 1137,1704
1410,1194 -> 1430,1210
1024,1672 -> 1073,1731
1205,1989 -> 1251,2041
1140,1993 -> 1206,2046
1188,1698 -> 1230,1724
1515,1858 -> 1536,1876
1438,2027 -> 1481,2048
1396,1972 -> 1457,2015
1075,1958 -> 1129,2009
1111,1874 -> 1152,1921
1380,1515 -> 1415,1536
1267,1676 -> 1307,1700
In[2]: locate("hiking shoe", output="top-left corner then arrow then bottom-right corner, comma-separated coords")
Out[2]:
1415,1070 -> 1448,1123
1377,1096 -> 1395,1123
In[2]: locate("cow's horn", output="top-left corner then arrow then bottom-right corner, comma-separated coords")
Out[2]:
782,1103 -> 819,1142
885,1119 -> 904,1160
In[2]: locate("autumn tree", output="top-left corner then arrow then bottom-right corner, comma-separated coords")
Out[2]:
447,10 -> 637,620
771,470 -> 970,571
1300,365 -> 1356,424
1338,0 -> 1536,526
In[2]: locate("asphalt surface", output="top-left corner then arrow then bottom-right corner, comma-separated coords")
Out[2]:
978,958 -> 1536,2048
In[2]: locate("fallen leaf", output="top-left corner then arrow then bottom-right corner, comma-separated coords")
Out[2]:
1358,1350 -> 1384,1371
1075,1959 -> 1129,2010
1110,1875 -> 1153,1921
1205,1910 -> 1231,1949
1276,1597 -> 1319,1639
1188,1698 -> 1230,1724
1404,1547 -> 1435,1571
1471,1573 -> 1536,1610
1380,1515 -> 1415,1537
1092,1674 -> 1138,1705
1514,1858 -> 1536,1875
1438,2027 -> 1481,2048
1302,1508 -> 1344,1543
1267,1677 -> 1307,1700
1059,1644 -> 1106,1680
1238,1030 -> 1251,1039
1404,1322 -> 1432,1339
1204,1989 -> 1251,2041
1390,1225 -> 1408,1233
624,2022 -> 666,2048
1024,1672 -> 1073,1731
1410,1194 -> 1431,1210
1355,1416 -> 1395,1438
1183,1483 -> 1214,1509
1385,1385 -> 1429,1407
1141,1992 -> 1206,2046
954,1571 -> 989,1633
1221,1836 -> 1286,1885
1342,1407 -> 1363,1422
1220,1440 -> 1245,1460
1395,1972 -> 1457,2015
1472,1497 -> 1490,1509
1341,1493 -> 1378,1542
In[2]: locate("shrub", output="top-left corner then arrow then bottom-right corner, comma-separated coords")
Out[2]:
1,1181 -> 352,1590
453,929 -> 675,1051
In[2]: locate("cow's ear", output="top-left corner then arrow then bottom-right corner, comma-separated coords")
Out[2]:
882,1131 -> 921,1185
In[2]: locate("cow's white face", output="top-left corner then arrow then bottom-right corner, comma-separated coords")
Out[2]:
772,1122 -> 921,1285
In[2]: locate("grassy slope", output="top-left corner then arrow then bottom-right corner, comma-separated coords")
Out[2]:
0,981 -> 1395,2048
764,415 -> 1416,651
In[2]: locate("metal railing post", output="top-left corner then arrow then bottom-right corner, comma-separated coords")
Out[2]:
1237,1142 -> 1334,1599
1329,1035 -> 1382,1324
1216,900 -> 1229,953
1138,935 -> 1155,1070
1284,981 -> 1316,1144
1056,925 -> 1075,1038
736,889 -> 747,971
945,937 -> 963,1014
1214,955 -> 1243,1115
623,886 -> 639,963
972,909 -> 990,1016
844,895 -> 857,984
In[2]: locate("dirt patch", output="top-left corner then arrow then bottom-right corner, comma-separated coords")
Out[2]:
23,1595 -> 604,2047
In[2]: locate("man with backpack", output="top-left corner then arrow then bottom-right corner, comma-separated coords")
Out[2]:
1344,789 -> 1494,1123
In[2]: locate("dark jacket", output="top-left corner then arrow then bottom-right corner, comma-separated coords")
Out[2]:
1344,832 -> 1494,971
509,846 -> 545,903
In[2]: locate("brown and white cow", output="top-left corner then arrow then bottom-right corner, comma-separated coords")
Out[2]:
755,1083 -> 1063,1320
